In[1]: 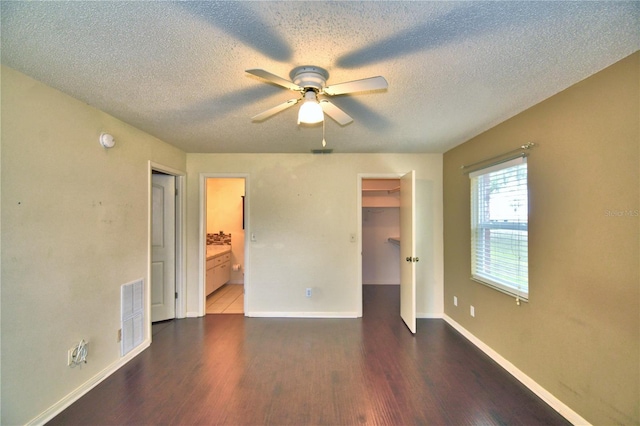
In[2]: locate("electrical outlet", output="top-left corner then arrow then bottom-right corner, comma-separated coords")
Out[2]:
350,233 -> 357,243
453,296 -> 458,306
305,288 -> 312,298
251,233 -> 257,242
470,305 -> 475,317
67,347 -> 75,366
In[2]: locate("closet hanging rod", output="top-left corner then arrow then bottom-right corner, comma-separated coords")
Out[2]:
362,186 -> 400,194
461,142 -> 535,173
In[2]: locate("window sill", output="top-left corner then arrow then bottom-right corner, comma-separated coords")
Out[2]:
470,276 -> 529,304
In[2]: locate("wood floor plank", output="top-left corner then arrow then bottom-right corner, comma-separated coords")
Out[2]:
49,286 -> 570,425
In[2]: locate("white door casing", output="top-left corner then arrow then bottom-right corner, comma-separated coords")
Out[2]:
400,170 -> 417,334
151,173 -> 176,322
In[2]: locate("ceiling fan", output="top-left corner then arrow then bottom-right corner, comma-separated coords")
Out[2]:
246,66 -> 388,125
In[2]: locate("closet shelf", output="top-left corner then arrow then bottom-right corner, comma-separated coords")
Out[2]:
363,187 -> 400,194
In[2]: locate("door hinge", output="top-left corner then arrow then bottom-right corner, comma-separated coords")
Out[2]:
405,257 -> 420,263
175,188 -> 178,196
175,292 -> 178,299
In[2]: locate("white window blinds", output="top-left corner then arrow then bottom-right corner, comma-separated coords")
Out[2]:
470,157 -> 528,300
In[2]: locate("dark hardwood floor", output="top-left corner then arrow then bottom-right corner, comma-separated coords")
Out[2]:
49,286 -> 570,425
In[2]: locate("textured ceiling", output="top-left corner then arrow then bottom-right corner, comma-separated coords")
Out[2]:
1,1 -> 638,153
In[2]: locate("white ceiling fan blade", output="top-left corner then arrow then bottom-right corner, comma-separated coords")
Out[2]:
323,76 -> 388,96
320,100 -> 353,126
246,69 -> 302,91
251,98 -> 300,122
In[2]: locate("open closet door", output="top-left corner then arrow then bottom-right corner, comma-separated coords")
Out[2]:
400,170 -> 417,334
151,173 -> 176,322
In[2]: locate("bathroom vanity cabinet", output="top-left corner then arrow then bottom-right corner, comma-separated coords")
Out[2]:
206,247 -> 232,295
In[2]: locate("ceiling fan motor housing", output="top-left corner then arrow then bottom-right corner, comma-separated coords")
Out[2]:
291,66 -> 328,92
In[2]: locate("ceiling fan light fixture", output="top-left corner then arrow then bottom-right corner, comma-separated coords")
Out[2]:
297,90 -> 324,124
247,66 -> 386,126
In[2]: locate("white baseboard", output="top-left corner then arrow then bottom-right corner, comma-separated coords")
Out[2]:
28,339 -> 151,426
417,312 -> 443,319
246,311 -> 358,318
245,312 -> 440,319
443,315 -> 590,426
185,311 -> 201,318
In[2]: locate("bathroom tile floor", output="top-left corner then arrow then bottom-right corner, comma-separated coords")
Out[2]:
206,284 -> 244,314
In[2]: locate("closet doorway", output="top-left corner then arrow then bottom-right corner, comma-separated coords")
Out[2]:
362,178 -> 401,287
359,173 -> 417,333
361,178 -> 401,321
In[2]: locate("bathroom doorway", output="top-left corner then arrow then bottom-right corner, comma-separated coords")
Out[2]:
203,177 -> 247,315
197,172 -> 251,316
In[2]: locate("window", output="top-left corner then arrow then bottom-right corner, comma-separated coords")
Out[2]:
470,157 -> 528,300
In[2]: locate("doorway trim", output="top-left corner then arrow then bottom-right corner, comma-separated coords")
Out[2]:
148,162 -> 186,336
357,173 -> 403,317
198,173 -> 250,317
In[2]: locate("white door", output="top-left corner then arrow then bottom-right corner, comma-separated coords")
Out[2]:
400,170 -> 417,334
151,173 -> 176,322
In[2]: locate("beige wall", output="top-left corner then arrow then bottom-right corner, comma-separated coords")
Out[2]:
207,178 -> 245,283
187,154 -> 444,318
443,52 -> 639,424
1,66 -> 186,425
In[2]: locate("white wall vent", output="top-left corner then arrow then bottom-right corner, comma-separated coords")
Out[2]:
121,278 -> 144,357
